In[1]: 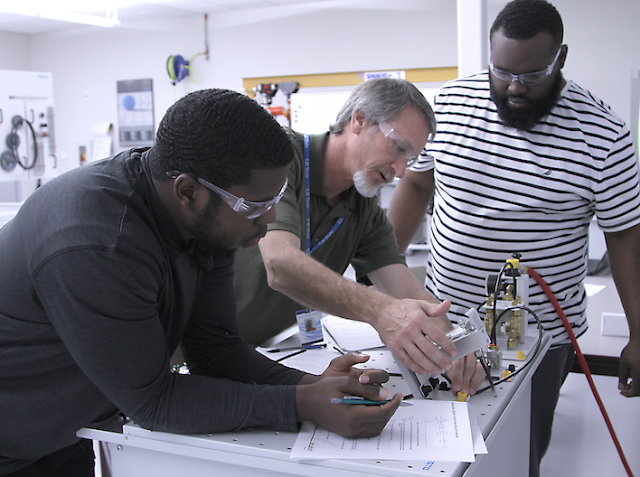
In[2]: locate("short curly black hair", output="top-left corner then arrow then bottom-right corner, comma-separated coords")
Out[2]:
490,0 -> 563,50
148,88 -> 293,190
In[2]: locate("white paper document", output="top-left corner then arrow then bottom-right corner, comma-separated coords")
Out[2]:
291,400 -> 477,462
322,315 -> 385,351
468,405 -> 488,455
257,346 -> 341,375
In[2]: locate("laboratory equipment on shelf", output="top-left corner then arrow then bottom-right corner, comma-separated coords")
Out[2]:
0,69 -> 58,182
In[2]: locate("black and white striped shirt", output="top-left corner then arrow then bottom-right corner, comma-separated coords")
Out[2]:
413,71 -> 640,346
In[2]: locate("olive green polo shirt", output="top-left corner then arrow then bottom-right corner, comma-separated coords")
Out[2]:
233,129 -> 406,346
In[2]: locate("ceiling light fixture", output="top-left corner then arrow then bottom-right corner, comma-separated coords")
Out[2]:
0,5 -> 120,28
38,8 -> 120,27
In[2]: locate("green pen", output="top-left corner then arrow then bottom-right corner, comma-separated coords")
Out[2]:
330,397 -> 412,406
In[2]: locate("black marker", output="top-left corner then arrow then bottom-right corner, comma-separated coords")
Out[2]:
275,349 -> 306,362
268,343 -> 327,353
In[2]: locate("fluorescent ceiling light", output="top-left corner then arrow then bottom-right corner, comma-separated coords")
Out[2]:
0,2 -> 120,27
38,9 -> 120,27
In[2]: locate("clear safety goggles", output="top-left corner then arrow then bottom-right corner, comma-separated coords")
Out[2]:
168,171 -> 288,220
378,121 -> 420,168
489,46 -> 562,86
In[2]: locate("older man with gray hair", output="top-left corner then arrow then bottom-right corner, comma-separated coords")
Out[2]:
233,78 -> 485,395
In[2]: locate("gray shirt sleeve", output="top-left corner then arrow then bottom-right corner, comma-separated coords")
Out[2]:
32,247 -> 304,435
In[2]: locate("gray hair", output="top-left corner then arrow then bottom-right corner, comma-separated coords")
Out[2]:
329,78 -> 436,140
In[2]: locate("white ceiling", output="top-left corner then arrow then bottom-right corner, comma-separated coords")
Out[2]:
0,0 -> 343,34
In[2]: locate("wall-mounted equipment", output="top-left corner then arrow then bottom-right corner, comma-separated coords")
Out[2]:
167,55 -> 190,84
279,81 -> 299,97
253,83 -> 278,105
253,81 -> 299,126
117,79 -> 154,147
165,14 -> 210,88
0,69 -> 58,182
276,81 -> 299,126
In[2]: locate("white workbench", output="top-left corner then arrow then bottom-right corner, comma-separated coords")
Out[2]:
579,275 -> 629,358
80,327 -> 550,477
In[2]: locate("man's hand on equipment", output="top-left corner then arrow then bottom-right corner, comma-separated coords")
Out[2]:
374,299 -> 455,375
447,353 -> 486,396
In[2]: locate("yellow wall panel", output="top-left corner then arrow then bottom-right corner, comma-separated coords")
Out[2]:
243,67 -> 458,98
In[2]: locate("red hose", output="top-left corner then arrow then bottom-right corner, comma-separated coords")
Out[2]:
527,267 -> 634,477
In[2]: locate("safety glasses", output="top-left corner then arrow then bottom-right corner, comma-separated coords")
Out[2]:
168,171 -> 288,220
489,46 -> 562,86
378,121 -> 420,168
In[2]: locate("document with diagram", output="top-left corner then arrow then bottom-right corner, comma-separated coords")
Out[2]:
291,400 -> 477,462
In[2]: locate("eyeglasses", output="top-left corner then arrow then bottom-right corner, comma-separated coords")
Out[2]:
378,121 -> 419,168
168,171 -> 288,220
489,46 -> 562,86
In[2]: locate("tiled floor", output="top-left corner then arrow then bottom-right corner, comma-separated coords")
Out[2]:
540,373 -> 639,477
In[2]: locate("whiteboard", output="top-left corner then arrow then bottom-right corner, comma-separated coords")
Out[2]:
290,90 -> 353,133
289,84 -> 443,134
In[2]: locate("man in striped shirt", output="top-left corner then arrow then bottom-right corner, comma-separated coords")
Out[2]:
387,0 -> 640,475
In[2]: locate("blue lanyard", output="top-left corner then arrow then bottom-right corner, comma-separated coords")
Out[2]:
304,134 -> 344,255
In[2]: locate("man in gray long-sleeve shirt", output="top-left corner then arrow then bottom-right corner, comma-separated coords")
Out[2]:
0,89 -> 402,476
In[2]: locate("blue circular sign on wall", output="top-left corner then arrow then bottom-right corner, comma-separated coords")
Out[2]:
122,94 -> 136,111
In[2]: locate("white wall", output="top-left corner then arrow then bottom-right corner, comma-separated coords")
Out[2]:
0,30 -> 31,70
25,1 -> 456,174
487,0 -> 640,127
555,0 -> 639,122
28,16 -> 206,173
7,0 -> 640,176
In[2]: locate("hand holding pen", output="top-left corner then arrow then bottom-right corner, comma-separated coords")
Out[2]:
295,355 -> 404,439
331,396 -> 412,406
296,375 -> 403,438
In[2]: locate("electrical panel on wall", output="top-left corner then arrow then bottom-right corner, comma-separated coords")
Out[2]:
0,70 -> 58,183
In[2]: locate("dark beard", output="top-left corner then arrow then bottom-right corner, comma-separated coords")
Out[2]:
490,73 -> 564,131
201,243 -> 236,261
